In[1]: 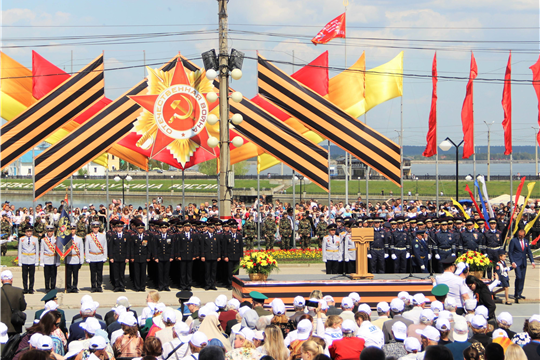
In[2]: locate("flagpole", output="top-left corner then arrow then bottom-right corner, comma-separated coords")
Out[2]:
106,167 -> 109,231
70,175 -> 73,221
292,170 -> 296,248
257,171 -> 261,250
510,154 -> 513,241
328,140 -> 331,210
182,169 -> 185,219
146,167 -> 149,229
32,147 -> 36,225
344,0 -> 349,206
400,97 -> 404,215
365,114 -> 369,207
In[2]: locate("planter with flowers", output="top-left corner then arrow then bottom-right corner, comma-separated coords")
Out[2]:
238,251 -> 279,281
455,250 -> 493,279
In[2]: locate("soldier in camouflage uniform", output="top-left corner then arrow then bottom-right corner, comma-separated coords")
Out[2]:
20,216 -> 32,233
278,208 -> 294,250
315,215 -> 328,249
77,216 -> 88,239
298,212 -> 312,250
1,214 -> 11,256
263,214 -> 277,250
34,216 -> 45,238
243,215 -> 257,250
92,215 -> 104,233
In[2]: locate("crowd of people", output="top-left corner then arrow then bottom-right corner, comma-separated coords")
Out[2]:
1,272 -> 539,360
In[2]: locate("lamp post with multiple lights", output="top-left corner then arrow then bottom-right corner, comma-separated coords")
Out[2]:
439,137 -> 464,201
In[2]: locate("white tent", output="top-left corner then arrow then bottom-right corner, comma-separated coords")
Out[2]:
489,194 -> 525,206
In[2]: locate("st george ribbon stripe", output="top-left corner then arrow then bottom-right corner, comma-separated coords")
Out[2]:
0,55 -> 105,170
33,57 -> 178,200
257,55 -> 401,185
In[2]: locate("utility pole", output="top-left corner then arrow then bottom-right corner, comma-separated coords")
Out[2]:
533,127 -> 539,177
484,121 -> 494,181
218,0 -> 231,220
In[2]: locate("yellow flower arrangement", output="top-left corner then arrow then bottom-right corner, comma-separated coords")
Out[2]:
455,250 -> 493,271
238,251 -> 279,275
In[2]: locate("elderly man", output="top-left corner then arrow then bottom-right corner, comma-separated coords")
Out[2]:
382,298 -> 414,344
67,300 -> 106,343
403,293 -> 430,324
338,297 -> 355,322
0,270 -> 26,337
415,326 -> 441,360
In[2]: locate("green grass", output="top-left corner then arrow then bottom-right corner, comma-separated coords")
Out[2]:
1,256 -> 16,266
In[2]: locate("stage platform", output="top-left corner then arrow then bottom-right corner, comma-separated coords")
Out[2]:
232,273 -> 435,308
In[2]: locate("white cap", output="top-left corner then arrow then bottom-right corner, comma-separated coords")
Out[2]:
358,303 -> 371,314
154,302 -> 166,314
0,322 -> 7,344
0,270 -> 13,281
37,335 -> 54,351
464,299 -> 477,311
174,322 -> 191,343
398,291 -> 410,301
65,340 -> 86,359
227,299 -> 240,311
44,300 -> 59,311
475,305 -> 489,319
190,331 -> 208,347
342,319 -> 356,333
455,262 -> 468,275
294,296 -> 306,307
390,298 -> 405,312
204,302 -> 219,313
452,319 -> 469,342
404,337 -> 421,352
81,301 -> 99,313
89,336 -> 107,350
238,306 -> 251,318
297,319 -> 313,340
444,297 -> 457,309
29,333 -> 44,347
271,298 -> 285,315
497,312 -> 513,326
392,321 -> 408,340
198,307 -> 208,318
492,329 -> 509,339
349,292 -> 361,302
116,296 -> 130,308
112,305 -> 126,317
162,309 -> 177,323
377,302 -> 390,313
438,310 -> 453,322
323,295 -> 334,303
420,309 -> 435,322
530,314 -> 540,323
215,294 -> 227,308
471,315 -> 487,329
416,326 -> 440,341
341,297 -> 353,309
119,313 -> 137,327
435,318 -> 451,331
413,293 -> 430,305
80,317 -> 101,335
254,330 -> 265,341
430,301 -> 443,313
319,299 -> 329,311
239,327 -> 255,342
186,296 -> 201,306
81,295 -> 93,304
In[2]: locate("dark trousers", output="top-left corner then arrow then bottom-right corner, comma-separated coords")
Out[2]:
514,264 -> 527,298
44,265 -> 57,290
157,260 -> 171,290
66,264 -> 81,290
345,260 -> 356,274
109,260 -> 115,288
22,264 -> 35,292
394,250 -> 407,273
180,260 -> 193,290
112,261 -> 126,290
205,260 -> 217,288
227,260 -> 239,287
132,262 -> 147,291
371,250 -> 385,274
89,262 -> 104,290
486,249 -> 499,279
325,260 -> 339,274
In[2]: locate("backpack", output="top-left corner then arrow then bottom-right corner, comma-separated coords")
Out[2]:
1,333 -> 27,360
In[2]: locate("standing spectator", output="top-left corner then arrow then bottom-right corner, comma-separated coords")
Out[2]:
508,229 -> 536,303
465,276 -> 496,319
0,270 -> 26,337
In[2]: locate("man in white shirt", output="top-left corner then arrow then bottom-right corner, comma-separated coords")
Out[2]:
432,257 -> 470,313
402,294 -> 429,325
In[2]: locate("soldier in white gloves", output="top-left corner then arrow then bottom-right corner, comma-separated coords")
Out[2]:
341,220 -> 356,274
85,221 -> 108,292
65,223 -> 85,293
18,226 -> 39,294
322,224 -> 342,274
40,225 -> 60,291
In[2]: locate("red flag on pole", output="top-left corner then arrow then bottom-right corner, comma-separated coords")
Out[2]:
530,55 -> 540,146
509,176 -> 526,224
461,52 -> 478,159
502,52 -> 512,155
311,13 -> 346,45
465,184 -> 485,220
423,53 -> 437,157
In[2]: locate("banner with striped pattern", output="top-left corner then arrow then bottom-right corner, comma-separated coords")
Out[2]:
33,57 -> 177,200
257,55 -> 401,185
1,54 -> 105,170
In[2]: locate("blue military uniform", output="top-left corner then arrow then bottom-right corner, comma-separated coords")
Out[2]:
370,219 -> 388,274
391,218 -> 410,273
461,219 -> 482,252
484,218 -> 503,279
435,227 -> 455,272
411,230 -> 429,273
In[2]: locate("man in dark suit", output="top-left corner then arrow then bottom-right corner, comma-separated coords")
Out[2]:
0,270 -> 26,336
108,220 -> 130,292
508,229 -> 536,303
223,220 -> 243,290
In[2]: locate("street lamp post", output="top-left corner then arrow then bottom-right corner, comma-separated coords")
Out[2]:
439,137 -> 464,201
84,174 -> 87,191
357,177 -> 361,195
114,174 -> 132,207
415,177 -> 419,199
298,175 -> 304,203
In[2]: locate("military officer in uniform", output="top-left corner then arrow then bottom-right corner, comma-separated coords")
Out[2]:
223,220 -> 243,290
40,225 -> 59,291
263,214 -> 277,250
76,216 -> 88,239
462,219 -> 481,252
34,289 -> 67,335
342,220 -> 356,274
201,221 -> 221,290
298,212 -> 312,250
66,224 -> 84,293
177,221 -> 198,291
86,221 -> 108,292
315,215 -> 328,249
369,218 -> 388,274
322,224 -> 341,274
108,220 -> 130,292
1,214 -> 11,256
18,226 -> 39,294
435,220 -> 455,273
391,217 -> 410,273
243,215 -> 257,250
130,220 -> 152,292
411,230 -> 429,273
279,208 -> 294,250
484,218 -> 503,280
154,221 -> 174,291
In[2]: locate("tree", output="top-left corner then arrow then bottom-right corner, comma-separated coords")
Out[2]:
233,161 -> 249,175
198,158 -> 218,176
77,168 -> 88,176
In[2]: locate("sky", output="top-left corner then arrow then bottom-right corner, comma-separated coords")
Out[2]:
2,0 -> 539,149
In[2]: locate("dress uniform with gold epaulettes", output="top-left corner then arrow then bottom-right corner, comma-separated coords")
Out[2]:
391,218 -> 410,274
130,221 -> 153,292
40,225 -> 60,291
108,220 -> 130,292
411,230 -> 429,273
200,223 -> 221,290
65,224 -> 84,293
322,224 -> 342,274
18,226 -> 39,294
85,221 -> 108,292
342,227 -> 357,274
154,221 -> 174,291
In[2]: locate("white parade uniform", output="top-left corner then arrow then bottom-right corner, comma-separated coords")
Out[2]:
342,232 -> 356,262
19,235 -> 39,265
322,234 -> 342,262
40,236 -> 60,266
85,232 -> 108,262
65,235 -> 85,265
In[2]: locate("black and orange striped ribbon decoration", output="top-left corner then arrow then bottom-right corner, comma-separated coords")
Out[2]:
33,57 -> 178,200
257,55 -> 402,185
1,54 -> 105,170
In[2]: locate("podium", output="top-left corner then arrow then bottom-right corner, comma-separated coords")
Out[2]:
349,228 -> 374,280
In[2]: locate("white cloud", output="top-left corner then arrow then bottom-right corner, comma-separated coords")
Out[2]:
1,8 -> 71,26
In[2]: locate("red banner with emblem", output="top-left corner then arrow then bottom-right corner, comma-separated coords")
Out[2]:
311,13 -> 346,45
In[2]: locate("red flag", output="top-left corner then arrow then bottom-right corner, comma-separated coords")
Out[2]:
423,53 -> 437,157
461,52 -> 478,159
509,176 -> 526,226
502,52 -> 512,155
530,55 -> 540,146
464,184 -> 485,222
292,51 -> 329,96
311,13 -> 346,45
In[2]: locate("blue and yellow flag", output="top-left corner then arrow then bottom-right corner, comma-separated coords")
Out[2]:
56,208 -> 73,260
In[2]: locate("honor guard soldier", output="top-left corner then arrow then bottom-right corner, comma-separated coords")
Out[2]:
177,221 -> 198,291
322,224 -> 341,274
66,223 -> 84,293
34,216 -> 46,238
391,217 -> 411,273
108,220 -> 130,292
76,215 -> 88,238
298,212 -> 312,250
217,220 -> 230,287
154,221 -> 174,291
435,219 -> 455,272
411,230 -> 429,273
40,225 -> 59,291
263,214 -> 277,250
315,215 -> 328,249
223,220 -> 243,290
342,220 -> 356,274
484,218 -> 503,279
279,208 -> 293,250
461,219 -> 481,252
243,215 -> 257,250
18,226 -> 39,294
369,218 -> 388,274
86,221 -> 108,292
200,221 -> 221,290
130,220 -> 152,292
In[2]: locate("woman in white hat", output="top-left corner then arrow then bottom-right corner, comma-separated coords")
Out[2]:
225,327 -> 262,360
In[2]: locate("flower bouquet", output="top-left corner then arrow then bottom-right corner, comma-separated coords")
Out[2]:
238,251 -> 279,281
455,250 -> 493,277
